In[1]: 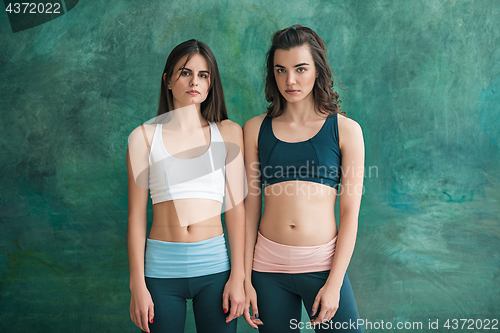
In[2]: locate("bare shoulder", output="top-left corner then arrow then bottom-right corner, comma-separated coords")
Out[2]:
128,123 -> 156,146
243,113 -> 266,135
337,113 -> 363,136
218,119 -> 242,133
337,113 -> 364,149
217,119 -> 243,143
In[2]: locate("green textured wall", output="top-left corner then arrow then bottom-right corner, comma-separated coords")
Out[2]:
1,0 -> 499,332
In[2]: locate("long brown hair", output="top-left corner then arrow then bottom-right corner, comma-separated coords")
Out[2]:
157,39 -> 228,122
265,25 -> 344,117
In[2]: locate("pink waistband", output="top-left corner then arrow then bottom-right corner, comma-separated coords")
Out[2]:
252,231 -> 337,273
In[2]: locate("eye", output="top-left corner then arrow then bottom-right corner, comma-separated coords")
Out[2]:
297,67 -> 306,73
199,73 -> 209,79
276,68 -> 285,74
180,71 -> 190,76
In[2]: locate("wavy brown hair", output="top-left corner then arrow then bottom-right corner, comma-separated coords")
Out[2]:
265,25 -> 344,117
157,39 -> 228,123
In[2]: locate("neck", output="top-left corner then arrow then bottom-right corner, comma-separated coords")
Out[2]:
168,104 -> 207,129
282,92 -> 317,121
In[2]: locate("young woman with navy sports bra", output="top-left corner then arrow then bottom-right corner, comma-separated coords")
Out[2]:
126,40 -> 245,333
243,26 -> 365,332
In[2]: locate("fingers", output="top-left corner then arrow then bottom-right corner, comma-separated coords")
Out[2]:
243,307 -> 254,328
130,307 -> 141,332
250,297 -> 263,324
252,314 -> 264,326
225,298 -> 245,323
148,303 -> 155,326
243,311 -> 264,329
244,296 -> 262,329
311,304 -> 338,325
136,305 -> 153,333
223,290 -> 230,315
251,301 -> 259,321
141,310 -> 150,333
225,302 -> 238,323
130,292 -> 154,333
243,309 -> 260,329
251,302 -> 264,325
311,296 -> 320,318
313,304 -> 328,324
237,300 -> 245,318
328,307 -> 338,321
131,309 -> 149,332
248,301 -> 264,328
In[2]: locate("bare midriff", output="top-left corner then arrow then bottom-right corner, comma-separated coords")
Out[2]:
149,199 -> 224,243
259,180 -> 338,246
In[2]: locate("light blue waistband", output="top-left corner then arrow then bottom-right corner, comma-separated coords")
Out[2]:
145,234 -> 230,278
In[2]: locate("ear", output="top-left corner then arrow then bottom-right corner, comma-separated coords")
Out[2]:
163,73 -> 171,89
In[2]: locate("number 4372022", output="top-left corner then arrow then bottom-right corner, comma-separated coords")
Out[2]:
5,3 -> 62,14
444,319 -> 498,330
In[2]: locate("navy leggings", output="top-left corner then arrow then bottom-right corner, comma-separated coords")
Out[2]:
252,270 -> 362,332
144,270 -> 236,333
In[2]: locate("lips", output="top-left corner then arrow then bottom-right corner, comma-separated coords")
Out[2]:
285,89 -> 300,94
187,90 -> 200,95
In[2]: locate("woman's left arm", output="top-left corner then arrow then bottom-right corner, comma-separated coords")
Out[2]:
219,120 -> 246,323
311,116 -> 365,324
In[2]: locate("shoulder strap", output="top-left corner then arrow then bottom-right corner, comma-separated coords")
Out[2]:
258,116 -> 272,142
210,122 -> 226,144
331,113 -> 340,143
141,125 -> 151,150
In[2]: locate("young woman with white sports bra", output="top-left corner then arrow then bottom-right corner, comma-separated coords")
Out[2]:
243,26 -> 365,332
127,40 -> 245,333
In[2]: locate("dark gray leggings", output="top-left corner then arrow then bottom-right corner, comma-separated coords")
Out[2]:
252,270 -> 362,332
144,270 -> 236,333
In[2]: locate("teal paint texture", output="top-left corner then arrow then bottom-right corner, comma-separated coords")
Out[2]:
1,0 -> 499,332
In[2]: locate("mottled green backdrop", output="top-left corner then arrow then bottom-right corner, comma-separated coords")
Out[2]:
1,0 -> 499,332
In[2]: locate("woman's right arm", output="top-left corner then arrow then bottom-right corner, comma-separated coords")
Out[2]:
242,115 -> 265,328
127,126 -> 154,333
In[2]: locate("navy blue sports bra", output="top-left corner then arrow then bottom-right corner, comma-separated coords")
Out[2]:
257,113 -> 342,189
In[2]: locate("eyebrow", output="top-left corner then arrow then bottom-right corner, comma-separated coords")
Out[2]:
178,67 -> 210,74
274,63 -> 310,68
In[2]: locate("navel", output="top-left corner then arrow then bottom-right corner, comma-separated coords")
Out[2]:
290,224 -> 295,229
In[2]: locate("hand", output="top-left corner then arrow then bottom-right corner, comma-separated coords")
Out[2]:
243,281 -> 264,329
310,284 -> 340,326
130,285 -> 154,333
222,275 -> 245,323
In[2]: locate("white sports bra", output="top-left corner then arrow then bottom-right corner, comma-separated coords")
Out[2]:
148,122 -> 226,204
